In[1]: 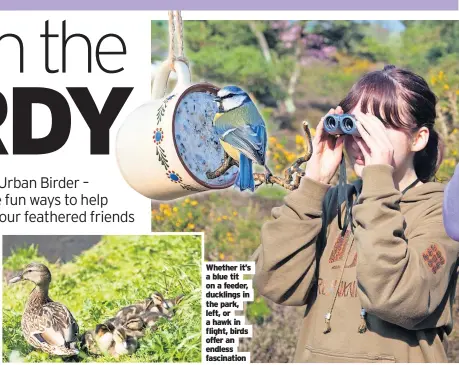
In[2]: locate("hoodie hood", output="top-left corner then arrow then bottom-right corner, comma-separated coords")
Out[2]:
402,181 -> 445,203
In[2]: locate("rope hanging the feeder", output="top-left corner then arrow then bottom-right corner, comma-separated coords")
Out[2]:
167,10 -> 189,70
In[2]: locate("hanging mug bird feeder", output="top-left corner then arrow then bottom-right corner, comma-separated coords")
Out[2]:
117,11 -> 314,200
116,11 -> 238,201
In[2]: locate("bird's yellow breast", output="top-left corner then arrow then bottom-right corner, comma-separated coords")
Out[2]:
220,140 -> 240,161
213,113 -> 224,122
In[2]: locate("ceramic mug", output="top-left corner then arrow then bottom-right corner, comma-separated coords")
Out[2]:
116,60 -> 238,201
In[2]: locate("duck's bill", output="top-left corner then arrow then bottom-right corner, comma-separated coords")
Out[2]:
9,275 -> 22,284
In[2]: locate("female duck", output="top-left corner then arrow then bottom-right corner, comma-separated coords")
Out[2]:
9,263 -> 79,356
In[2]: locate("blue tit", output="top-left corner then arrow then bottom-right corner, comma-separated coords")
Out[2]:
213,86 -> 271,192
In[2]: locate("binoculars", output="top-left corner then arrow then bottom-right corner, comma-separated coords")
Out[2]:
324,114 -> 360,137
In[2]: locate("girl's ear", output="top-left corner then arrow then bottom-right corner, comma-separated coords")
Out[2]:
411,127 -> 430,152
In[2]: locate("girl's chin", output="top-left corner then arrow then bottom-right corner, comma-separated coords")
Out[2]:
354,156 -> 365,166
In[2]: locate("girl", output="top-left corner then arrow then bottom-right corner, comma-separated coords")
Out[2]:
254,65 -> 458,362
444,163 -> 459,241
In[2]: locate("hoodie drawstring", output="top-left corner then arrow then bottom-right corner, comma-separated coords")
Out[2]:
358,308 -> 368,333
337,155 -> 360,236
324,229 -> 354,334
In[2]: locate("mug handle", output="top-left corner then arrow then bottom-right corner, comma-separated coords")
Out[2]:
151,60 -> 191,100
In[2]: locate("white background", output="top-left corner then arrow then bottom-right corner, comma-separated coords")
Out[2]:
0,13 -> 153,235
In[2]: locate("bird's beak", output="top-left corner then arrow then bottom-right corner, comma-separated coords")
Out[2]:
213,96 -> 222,103
9,274 -> 23,284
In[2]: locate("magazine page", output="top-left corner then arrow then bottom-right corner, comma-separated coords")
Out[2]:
1,2 -> 459,364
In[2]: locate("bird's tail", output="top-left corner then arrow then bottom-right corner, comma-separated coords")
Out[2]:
235,154 -> 254,192
54,346 -> 79,356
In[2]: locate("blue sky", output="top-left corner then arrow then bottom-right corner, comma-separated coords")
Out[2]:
369,20 -> 405,32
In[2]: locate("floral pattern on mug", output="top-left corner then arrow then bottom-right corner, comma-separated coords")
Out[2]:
167,170 -> 183,184
153,128 -> 164,145
157,94 -> 175,125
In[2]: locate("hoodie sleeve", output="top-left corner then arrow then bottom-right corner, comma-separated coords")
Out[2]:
443,163 -> 459,241
253,177 -> 330,306
354,164 -> 459,330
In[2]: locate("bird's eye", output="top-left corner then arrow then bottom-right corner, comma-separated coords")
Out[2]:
221,93 -> 234,99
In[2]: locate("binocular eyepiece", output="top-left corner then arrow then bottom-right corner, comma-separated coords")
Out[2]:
324,114 -> 360,137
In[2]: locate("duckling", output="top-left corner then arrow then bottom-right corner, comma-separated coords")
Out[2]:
102,317 -> 118,332
9,263 -> 79,356
134,292 -> 184,317
161,294 -> 185,316
81,323 -> 113,355
104,315 -> 142,336
108,327 -> 138,358
122,316 -> 146,338
140,311 -> 169,332
115,292 -> 164,321
81,331 -> 98,355
94,323 -> 114,351
145,292 -> 185,316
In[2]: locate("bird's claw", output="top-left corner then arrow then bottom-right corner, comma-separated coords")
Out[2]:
265,171 -> 273,185
206,170 -> 218,179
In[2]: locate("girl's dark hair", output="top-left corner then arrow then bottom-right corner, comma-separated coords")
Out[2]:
340,64 -> 444,182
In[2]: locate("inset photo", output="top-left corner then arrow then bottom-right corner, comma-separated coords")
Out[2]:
2,235 -> 202,363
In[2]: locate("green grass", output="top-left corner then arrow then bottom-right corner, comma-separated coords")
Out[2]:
2,235 -> 202,363
254,185 -> 288,200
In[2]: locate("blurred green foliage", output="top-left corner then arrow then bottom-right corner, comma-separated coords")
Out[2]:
3,236 -> 201,363
246,297 -> 271,325
152,196 -> 262,261
152,19 -> 458,179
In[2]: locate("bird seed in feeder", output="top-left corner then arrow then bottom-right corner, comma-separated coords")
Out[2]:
174,91 -> 238,186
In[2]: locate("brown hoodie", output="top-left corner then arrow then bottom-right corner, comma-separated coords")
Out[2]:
254,164 -> 459,363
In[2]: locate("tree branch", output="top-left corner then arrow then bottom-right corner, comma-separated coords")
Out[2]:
206,122 -> 313,191
206,152 -> 238,179
254,120 -> 313,190
248,21 -> 272,63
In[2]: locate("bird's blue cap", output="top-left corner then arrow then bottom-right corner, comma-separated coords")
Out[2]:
222,85 -> 245,93
217,85 -> 247,98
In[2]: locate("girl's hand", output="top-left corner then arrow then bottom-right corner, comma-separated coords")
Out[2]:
305,106 -> 345,184
353,112 -> 394,166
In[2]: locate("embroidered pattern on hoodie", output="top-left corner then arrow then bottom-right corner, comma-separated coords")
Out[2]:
329,229 -> 352,269
422,244 -> 445,274
345,252 -> 358,268
318,278 -> 358,297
